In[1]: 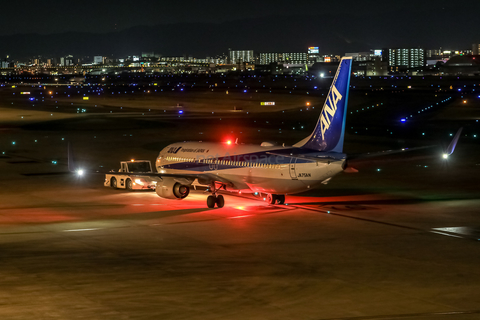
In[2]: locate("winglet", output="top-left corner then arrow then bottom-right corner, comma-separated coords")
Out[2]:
445,127 -> 463,156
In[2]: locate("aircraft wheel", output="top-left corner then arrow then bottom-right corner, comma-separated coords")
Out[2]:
207,195 -> 216,208
126,179 -> 133,191
266,193 -> 276,205
216,195 -> 225,208
110,177 -> 117,189
276,195 -> 285,205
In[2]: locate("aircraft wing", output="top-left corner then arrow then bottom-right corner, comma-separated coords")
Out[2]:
346,145 -> 436,161
344,127 -> 463,169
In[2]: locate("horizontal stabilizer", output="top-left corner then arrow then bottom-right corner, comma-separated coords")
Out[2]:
266,151 -> 344,162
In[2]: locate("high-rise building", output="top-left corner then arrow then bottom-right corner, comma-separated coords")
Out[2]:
229,50 -> 254,64
93,56 -> 105,64
258,52 -> 307,65
473,43 -> 480,55
308,47 -> 320,63
60,55 -> 74,66
386,48 -> 425,70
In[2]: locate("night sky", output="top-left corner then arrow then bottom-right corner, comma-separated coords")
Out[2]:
1,0 -> 476,36
1,0 -> 479,57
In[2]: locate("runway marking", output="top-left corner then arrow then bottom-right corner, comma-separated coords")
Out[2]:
319,309 -> 480,320
290,204 -> 480,241
63,228 -> 101,232
431,227 -> 480,240
430,231 -> 464,239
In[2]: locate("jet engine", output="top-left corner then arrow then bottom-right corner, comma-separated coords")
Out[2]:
155,177 -> 190,199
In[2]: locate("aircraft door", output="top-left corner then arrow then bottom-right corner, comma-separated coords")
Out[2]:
289,158 -> 298,180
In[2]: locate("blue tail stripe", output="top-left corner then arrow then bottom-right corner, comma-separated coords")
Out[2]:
302,57 -> 352,152
332,66 -> 351,153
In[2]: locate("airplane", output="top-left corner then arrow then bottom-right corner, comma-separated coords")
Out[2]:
70,57 -> 462,208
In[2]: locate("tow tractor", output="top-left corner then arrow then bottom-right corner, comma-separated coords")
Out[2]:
104,160 -> 156,191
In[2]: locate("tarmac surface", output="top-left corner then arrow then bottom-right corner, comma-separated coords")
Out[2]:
1,80 -> 480,319
1,162 -> 480,320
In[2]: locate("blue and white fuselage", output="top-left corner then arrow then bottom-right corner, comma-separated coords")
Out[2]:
156,142 -> 346,194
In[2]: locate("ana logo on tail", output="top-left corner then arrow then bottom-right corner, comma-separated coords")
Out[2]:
320,85 -> 343,140
297,57 -> 352,152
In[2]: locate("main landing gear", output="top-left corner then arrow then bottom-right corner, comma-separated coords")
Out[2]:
207,194 -> 224,208
266,194 -> 286,205
207,183 -> 225,208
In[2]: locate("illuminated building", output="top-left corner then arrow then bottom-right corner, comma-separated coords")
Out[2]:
229,50 -> 254,64
258,52 -> 307,65
308,47 -> 320,63
93,56 -> 105,64
473,43 -> 480,55
386,48 -> 425,72
60,55 -> 74,67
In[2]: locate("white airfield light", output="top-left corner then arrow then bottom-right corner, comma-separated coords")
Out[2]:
443,154 -> 449,159
77,169 -> 84,176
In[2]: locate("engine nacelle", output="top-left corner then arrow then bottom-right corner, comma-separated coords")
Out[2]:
155,177 -> 190,200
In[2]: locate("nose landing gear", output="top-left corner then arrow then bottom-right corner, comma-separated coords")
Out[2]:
266,194 -> 286,205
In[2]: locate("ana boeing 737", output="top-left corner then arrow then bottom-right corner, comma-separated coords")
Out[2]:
71,57 -> 462,208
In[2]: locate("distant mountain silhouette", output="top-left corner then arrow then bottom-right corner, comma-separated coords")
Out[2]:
1,8 -> 477,60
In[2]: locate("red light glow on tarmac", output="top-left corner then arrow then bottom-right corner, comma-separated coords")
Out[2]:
0,208 -> 80,225
228,214 -> 253,219
0,190 -> 401,229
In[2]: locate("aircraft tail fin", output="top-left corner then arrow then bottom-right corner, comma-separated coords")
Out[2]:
295,57 -> 352,152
